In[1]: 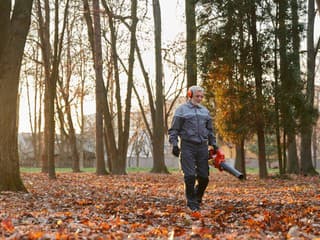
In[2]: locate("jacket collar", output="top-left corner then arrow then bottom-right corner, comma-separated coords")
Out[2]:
187,100 -> 201,108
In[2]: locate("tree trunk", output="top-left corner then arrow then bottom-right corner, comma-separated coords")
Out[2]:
300,0 -> 318,175
279,0 -> 292,175
36,0 -> 51,173
100,1 -> 122,174
100,0 -> 137,174
26,76 -> 39,166
286,0 -> 300,174
287,132 -> 299,173
0,0 -> 33,192
151,0 -> 169,173
48,0 -> 69,179
64,20 -> 80,172
272,3 -> 283,175
67,106 -> 80,172
79,44 -> 86,169
120,0 -> 137,174
185,0 -> 197,87
249,1 -> 268,178
313,127 -> 317,169
234,139 -> 246,180
92,0 -> 107,175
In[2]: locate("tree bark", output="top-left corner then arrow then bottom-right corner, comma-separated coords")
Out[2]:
100,0 -> 138,174
48,0 -> 69,179
287,132 -> 299,173
285,0 -> 300,174
313,127 -> 317,169
0,0 -> 33,192
185,0 -> 197,87
234,139 -> 246,180
63,19 -> 80,172
92,0 -> 107,175
300,0 -> 318,175
120,0 -> 137,174
272,4 -> 283,175
101,1 -> 122,173
151,0 -> 169,173
249,1 -> 268,178
36,0 -> 51,173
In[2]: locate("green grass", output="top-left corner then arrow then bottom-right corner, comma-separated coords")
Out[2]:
20,167 -> 181,173
20,167 -> 285,175
21,166 -> 320,175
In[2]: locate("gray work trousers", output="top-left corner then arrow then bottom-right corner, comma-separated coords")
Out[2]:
180,140 -> 209,178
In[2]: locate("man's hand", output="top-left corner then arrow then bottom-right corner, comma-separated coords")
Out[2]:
209,144 -> 219,154
172,146 -> 180,157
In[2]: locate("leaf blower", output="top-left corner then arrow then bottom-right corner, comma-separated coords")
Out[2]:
208,148 -> 244,180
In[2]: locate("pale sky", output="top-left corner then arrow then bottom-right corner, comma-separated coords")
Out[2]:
18,0 -> 185,133
161,0 -> 184,41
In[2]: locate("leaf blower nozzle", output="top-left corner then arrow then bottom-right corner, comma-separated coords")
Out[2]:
208,149 -> 244,180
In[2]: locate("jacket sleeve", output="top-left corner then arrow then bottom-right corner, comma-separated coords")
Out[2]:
168,107 -> 184,147
207,115 -> 217,147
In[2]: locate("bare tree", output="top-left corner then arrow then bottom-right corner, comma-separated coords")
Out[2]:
36,0 -> 51,173
150,0 -> 168,173
36,0 -> 70,179
0,0 -> 33,191
22,38 -> 44,166
56,6 -> 82,172
100,0 -> 137,174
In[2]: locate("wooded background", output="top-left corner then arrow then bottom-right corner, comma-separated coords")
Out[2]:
0,0 -> 320,191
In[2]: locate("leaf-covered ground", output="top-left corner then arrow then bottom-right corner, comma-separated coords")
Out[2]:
0,171 -> 319,239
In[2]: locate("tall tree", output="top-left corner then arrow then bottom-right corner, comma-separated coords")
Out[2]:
98,0 -> 137,174
278,0 -> 290,174
36,0 -> 69,179
286,0 -> 301,174
151,0 -> 168,173
197,0 -> 260,178
269,1 -> 284,176
92,0 -> 107,175
198,0 -> 285,178
0,0 -> 33,191
36,0 -> 50,173
300,0 -> 318,175
56,44 -> 80,173
23,38 -> 44,167
120,0 -> 171,173
249,0 -> 268,178
185,0 -> 197,87
83,0 -> 109,175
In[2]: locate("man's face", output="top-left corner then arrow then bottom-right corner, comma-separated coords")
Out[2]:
191,90 -> 204,105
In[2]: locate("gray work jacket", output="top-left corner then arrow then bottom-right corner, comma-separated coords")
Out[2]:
168,101 -> 216,147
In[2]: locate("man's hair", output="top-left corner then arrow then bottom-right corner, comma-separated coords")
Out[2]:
189,85 -> 204,93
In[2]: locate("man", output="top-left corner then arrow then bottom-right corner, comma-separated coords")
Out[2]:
168,85 -> 218,211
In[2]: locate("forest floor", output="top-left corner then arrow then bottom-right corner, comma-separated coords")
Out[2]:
0,171 -> 319,239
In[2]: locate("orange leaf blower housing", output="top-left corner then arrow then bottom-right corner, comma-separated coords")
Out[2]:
208,149 -> 244,180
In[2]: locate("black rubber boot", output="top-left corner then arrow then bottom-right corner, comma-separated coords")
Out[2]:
184,176 -> 200,211
195,176 -> 209,204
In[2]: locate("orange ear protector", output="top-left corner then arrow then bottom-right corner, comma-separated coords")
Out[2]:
187,88 -> 193,98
